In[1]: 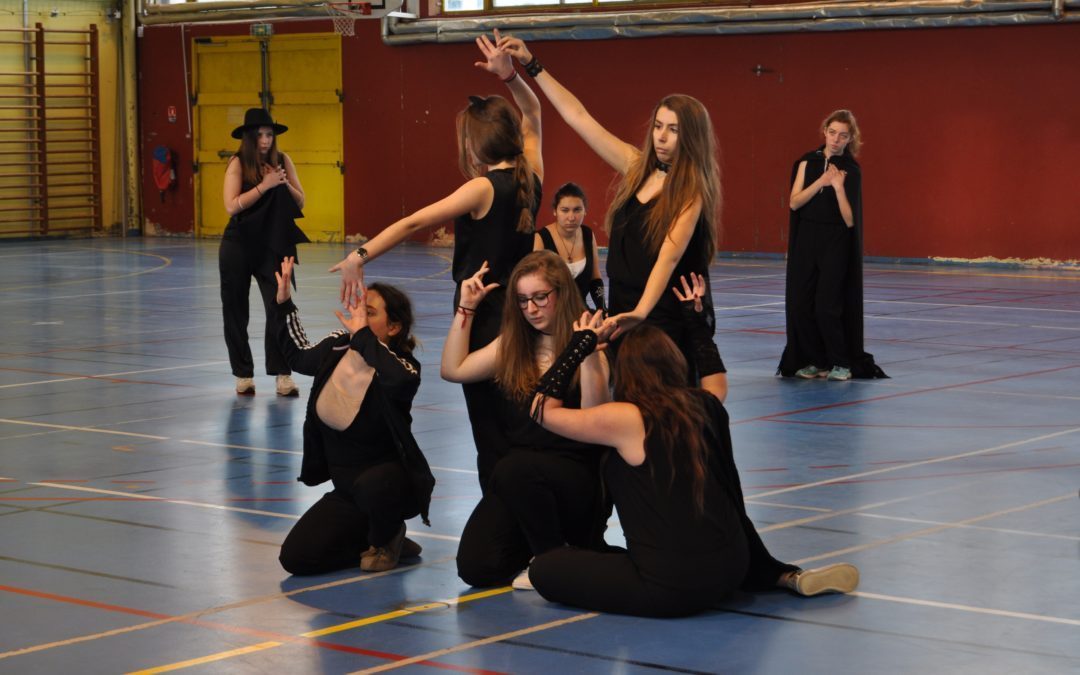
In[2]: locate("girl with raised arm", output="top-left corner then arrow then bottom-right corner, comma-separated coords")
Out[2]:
331,33 -> 544,489
442,251 -> 610,589
498,36 -> 723,393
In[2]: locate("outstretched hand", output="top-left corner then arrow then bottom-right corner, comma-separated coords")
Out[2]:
334,282 -> 369,336
603,309 -> 646,341
274,256 -> 296,304
460,261 -> 500,311
495,33 -> 532,66
329,252 -> 365,309
672,272 -> 706,313
474,29 -> 514,80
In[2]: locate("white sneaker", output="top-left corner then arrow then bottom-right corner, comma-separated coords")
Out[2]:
276,374 -> 299,397
235,377 -> 255,395
511,567 -> 534,591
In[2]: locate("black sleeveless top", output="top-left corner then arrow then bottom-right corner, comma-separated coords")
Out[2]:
499,384 -> 604,469
537,224 -> 595,302
453,169 -> 541,289
795,149 -> 861,226
224,157 -> 309,275
607,197 -> 713,321
603,391 -> 747,591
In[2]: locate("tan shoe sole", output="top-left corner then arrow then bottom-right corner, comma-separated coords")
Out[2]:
795,563 -> 859,596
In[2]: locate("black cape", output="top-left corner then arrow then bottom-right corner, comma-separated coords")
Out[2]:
778,147 -> 887,379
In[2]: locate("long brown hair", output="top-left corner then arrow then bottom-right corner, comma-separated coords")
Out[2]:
456,95 -> 536,234
367,282 -> 417,355
613,324 -> 712,513
495,250 -> 587,401
822,109 -> 862,157
235,128 -> 281,187
604,94 -> 721,260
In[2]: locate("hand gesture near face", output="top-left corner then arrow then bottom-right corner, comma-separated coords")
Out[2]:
495,33 -> 533,66
474,29 -> 514,80
672,272 -> 706,314
334,282 -> 369,336
573,309 -> 615,350
274,256 -> 295,304
460,261 -> 500,310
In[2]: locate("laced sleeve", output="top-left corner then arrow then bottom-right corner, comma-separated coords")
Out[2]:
531,330 -> 599,424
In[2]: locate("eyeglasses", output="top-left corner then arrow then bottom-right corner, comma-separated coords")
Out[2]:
516,289 -> 556,309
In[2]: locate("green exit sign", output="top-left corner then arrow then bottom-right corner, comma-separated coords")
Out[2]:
250,23 -> 273,37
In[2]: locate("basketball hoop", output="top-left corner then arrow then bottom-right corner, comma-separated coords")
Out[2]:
326,2 -> 372,36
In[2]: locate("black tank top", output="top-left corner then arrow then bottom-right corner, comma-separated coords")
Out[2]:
796,149 -> 860,226
453,169 -> 540,288
537,224 -> 595,302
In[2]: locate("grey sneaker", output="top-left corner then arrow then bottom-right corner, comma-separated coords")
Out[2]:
783,563 -> 859,596
276,374 -> 299,397
827,366 -> 852,381
795,365 -> 823,379
235,377 -> 255,395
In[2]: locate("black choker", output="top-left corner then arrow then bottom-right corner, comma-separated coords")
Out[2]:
655,159 -> 671,173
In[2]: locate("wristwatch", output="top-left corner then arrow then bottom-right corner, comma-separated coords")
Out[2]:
354,247 -> 369,265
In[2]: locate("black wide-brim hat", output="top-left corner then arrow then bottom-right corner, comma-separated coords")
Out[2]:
231,107 -> 288,139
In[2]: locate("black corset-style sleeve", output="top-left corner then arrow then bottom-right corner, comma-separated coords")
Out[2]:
531,330 -> 599,423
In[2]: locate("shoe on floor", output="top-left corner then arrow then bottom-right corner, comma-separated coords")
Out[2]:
235,377 -> 255,395
795,365 -> 823,379
784,563 -> 859,596
511,567 -> 534,591
401,536 -> 422,559
827,366 -> 852,381
361,524 -> 406,572
276,374 -> 299,397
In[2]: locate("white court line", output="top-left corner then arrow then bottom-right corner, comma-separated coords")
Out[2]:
0,419 -> 169,440
851,591 -> 1080,628
748,427 -> 1080,500
0,361 -> 229,390
857,512 -> 1080,542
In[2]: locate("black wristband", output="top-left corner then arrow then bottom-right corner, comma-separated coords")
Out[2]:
588,279 -> 606,315
524,57 -> 544,78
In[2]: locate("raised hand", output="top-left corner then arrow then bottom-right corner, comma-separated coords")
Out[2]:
274,256 -> 295,304
334,282 -> 369,336
460,261 -> 500,311
474,30 -> 514,80
672,272 -> 705,313
495,32 -> 533,66
329,252 -> 365,309
574,309 -> 615,350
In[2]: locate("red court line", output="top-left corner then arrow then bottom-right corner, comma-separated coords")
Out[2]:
734,363 -> 1080,426
0,584 -> 503,675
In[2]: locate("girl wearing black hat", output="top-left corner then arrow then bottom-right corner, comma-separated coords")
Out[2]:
221,107 -> 310,397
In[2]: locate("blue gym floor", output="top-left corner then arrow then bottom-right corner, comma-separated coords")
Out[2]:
1,238 -> 1078,674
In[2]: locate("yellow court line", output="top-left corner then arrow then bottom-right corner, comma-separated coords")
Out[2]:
791,492 -> 1075,566
0,557 -> 457,661
128,588 -> 513,675
351,612 -> 600,674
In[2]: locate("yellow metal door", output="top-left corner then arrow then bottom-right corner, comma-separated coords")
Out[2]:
192,33 -> 342,242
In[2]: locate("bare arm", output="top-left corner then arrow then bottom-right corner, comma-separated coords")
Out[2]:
476,31 -> 544,181
535,399 -> 646,466
831,172 -> 855,227
440,263 -> 501,383
282,153 -> 305,209
589,232 -> 603,282
608,198 -> 703,337
533,230 -> 545,252
578,350 -> 610,409
498,37 -> 638,175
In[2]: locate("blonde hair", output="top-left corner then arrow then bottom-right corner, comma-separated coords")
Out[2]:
456,95 -> 536,234
822,109 -> 862,157
495,251 -> 587,401
604,94 -> 721,260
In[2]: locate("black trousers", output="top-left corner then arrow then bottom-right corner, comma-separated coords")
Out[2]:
279,461 -> 419,576
788,221 -> 852,368
219,236 -> 290,378
456,451 -> 602,587
457,287 -> 510,492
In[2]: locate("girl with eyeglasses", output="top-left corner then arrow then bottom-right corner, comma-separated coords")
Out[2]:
496,36 -> 727,402
525,322 -> 860,617
330,32 -> 544,490
442,251 -> 611,590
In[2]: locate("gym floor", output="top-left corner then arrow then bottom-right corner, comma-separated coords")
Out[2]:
2,238 -> 1078,674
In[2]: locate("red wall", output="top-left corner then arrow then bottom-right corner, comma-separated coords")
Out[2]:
140,20 -> 1080,261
